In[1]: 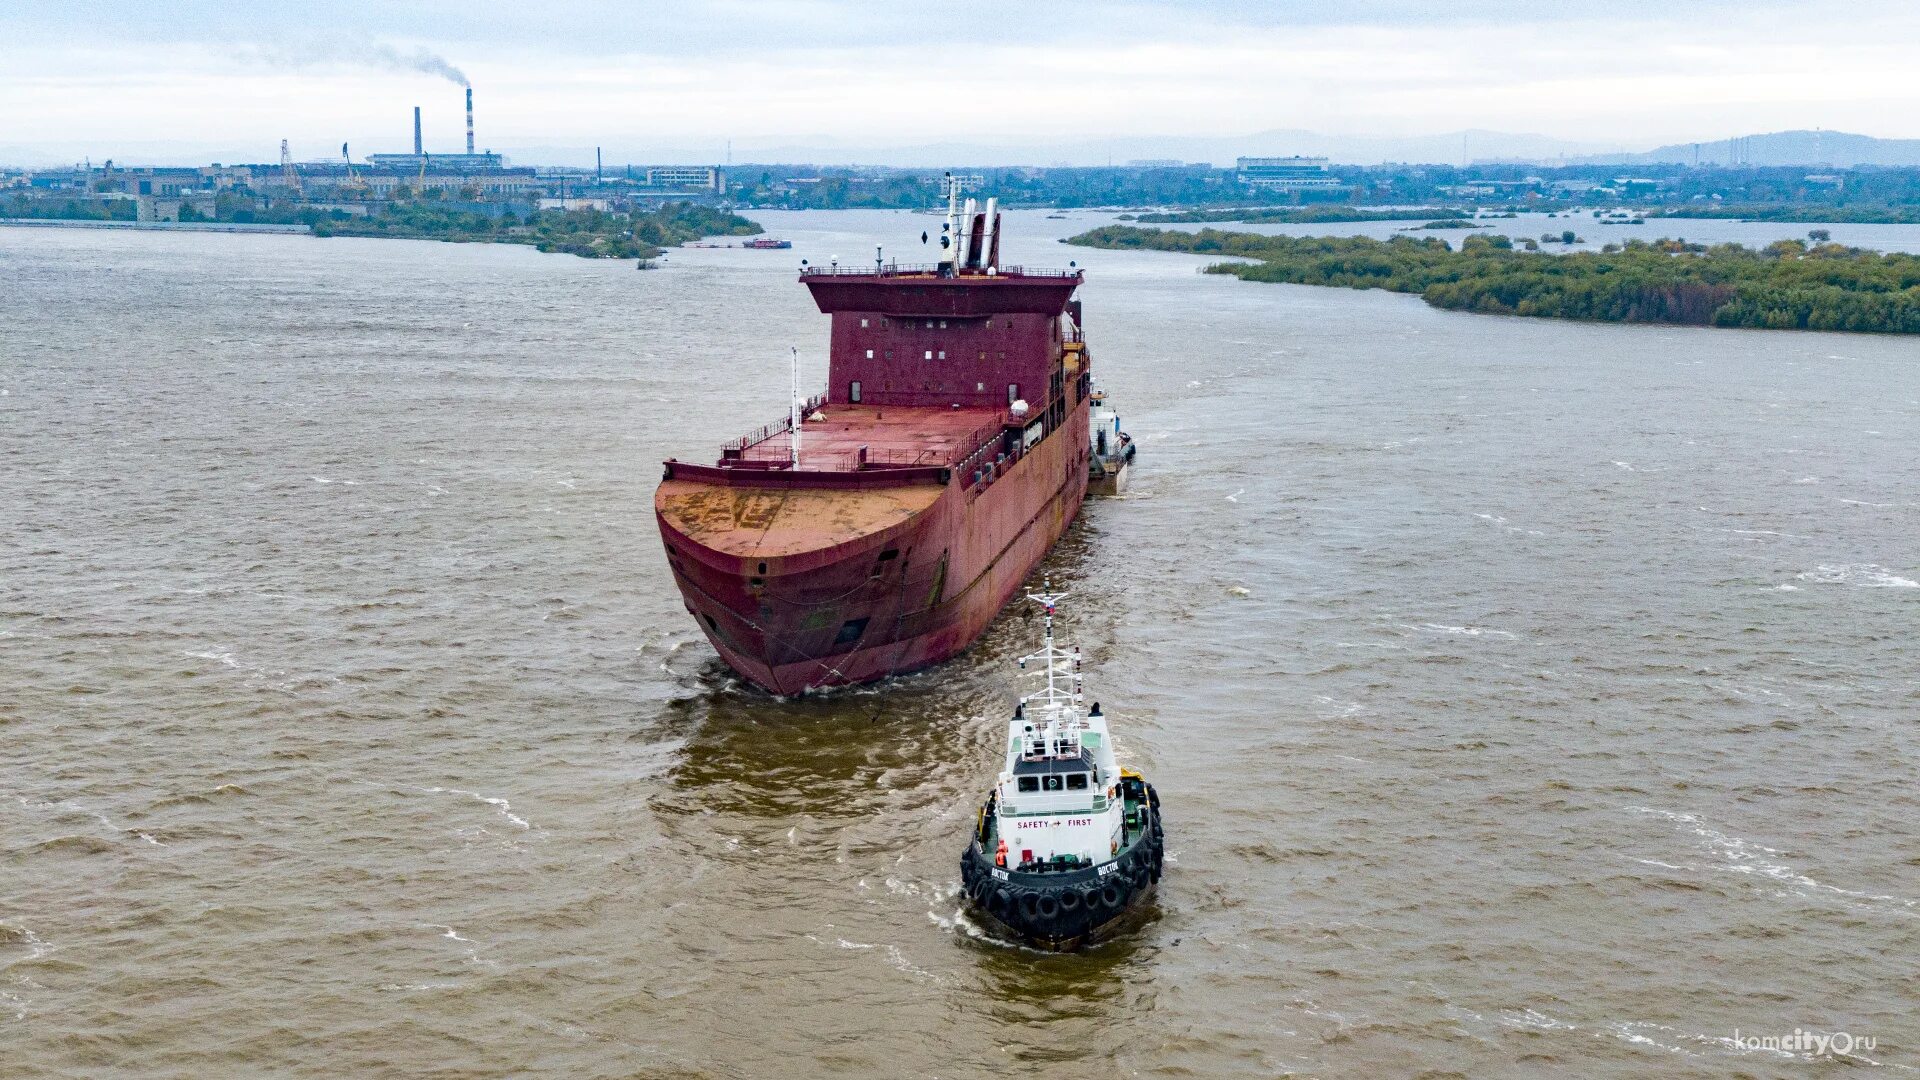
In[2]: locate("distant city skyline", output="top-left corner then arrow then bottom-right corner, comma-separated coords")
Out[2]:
3,0 -> 1918,166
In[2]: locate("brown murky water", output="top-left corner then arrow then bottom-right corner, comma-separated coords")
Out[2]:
4,211 -> 1918,1077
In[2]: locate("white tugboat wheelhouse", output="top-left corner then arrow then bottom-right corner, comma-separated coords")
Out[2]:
994,586 -> 1125,873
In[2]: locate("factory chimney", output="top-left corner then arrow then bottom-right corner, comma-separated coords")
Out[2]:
465,87 -> 475,155
413,107 -> 423,156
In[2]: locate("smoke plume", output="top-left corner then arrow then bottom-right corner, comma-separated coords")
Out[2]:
240,38 -> 469,87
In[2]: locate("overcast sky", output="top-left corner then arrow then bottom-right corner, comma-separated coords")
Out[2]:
4,0 -> 1917,164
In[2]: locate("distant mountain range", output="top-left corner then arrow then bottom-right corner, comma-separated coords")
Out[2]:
1569,130 -> 1920,168
6,128 -> 1920,170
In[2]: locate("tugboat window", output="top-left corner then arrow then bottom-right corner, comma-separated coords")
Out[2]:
1066,774 -> 1089,791
849,380 -> 862,403
1043,775 -> 1064,792
1017,777 -> 1039,793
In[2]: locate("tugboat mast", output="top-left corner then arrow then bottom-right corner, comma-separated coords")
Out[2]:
1018,580 -> 1084,752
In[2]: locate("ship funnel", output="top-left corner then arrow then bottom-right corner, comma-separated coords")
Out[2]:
465,87 -> 475,155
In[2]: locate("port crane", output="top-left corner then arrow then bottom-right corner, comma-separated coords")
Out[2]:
340,143 -> 369,197
279,139 -> 302,195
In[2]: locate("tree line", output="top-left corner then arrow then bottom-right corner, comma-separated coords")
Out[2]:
1066,226 -> 1920,334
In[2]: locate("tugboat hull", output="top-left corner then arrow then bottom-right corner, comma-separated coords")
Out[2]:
960,782 -> 1163,951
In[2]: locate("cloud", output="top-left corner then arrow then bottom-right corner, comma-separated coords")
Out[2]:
1,0 -> 1918,162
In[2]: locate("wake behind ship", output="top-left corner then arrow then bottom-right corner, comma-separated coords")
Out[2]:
656,191 -> 1094,693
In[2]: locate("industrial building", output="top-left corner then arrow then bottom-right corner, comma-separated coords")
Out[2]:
645,166 -> 724,192
1235,156 -> 1343,192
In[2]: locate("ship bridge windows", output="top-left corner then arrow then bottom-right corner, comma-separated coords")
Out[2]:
1017,776 -> 1039,793
1066,774 -> 1089,791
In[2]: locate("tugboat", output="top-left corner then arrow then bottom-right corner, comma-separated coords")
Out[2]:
959,585 -> 1163,950
1086,383 -> 1134,496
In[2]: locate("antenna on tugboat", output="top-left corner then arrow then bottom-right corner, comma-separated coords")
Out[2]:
789,346 -> 803,470
1020,578 -> 1081,716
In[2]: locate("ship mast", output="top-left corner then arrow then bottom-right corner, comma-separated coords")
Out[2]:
789,346 -> 803,469
940,173 -> 961,275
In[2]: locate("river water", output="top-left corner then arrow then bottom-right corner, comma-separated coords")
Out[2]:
4,210 -> 1918,1077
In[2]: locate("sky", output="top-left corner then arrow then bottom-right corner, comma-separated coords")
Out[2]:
3,0 -> 1918,165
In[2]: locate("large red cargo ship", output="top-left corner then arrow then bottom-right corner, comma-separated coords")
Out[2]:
655,193 -> 1093,693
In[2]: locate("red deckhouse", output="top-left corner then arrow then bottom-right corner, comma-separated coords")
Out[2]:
656,188 -> 1094,693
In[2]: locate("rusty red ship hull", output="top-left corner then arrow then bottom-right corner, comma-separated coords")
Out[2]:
655,209 -> 1094,693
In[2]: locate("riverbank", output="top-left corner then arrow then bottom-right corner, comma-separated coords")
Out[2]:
1126,206 -> 1469,225
1067,225 -> 1920,334
0,218 -> 307,234
314,201 -> 760,260
1650,205 -> 1920,225
0,202 -> 761,260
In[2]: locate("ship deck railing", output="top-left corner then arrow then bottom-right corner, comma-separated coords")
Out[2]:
728,413 -> 1009,474
722,394 -> 826,454
800,262 -> 1082,280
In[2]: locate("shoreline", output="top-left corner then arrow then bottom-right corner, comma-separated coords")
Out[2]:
0,218 -> 309,234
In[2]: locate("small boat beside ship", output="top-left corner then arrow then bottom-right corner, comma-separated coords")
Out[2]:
959,586 -> 1163,950
1087,383 -> 1134,496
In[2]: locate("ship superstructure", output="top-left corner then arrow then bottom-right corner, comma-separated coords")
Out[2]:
656,182 -> 1094,692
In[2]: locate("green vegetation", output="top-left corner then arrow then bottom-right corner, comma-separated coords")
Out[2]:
1067,225 -> 1920,334
1415,219 -> 1480,230
313,201 -> 760,259
1652,205 -> 1920,224
0,196 -> 136,221
1130,205 -> 1470,224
